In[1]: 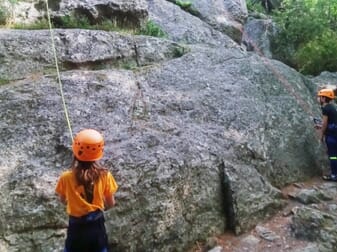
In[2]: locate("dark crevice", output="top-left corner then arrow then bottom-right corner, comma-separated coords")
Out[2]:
95,5 -> 145,28
51,6 -> 146,29
11,224 -> 67,235
134,43 -> 141,67
60,58 -> 140,71
220,161 -> 236,232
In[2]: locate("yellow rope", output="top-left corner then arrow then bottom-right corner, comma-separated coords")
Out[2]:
45,0 -> 74,140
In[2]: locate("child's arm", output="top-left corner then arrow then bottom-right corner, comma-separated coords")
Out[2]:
59,194 -> 67,204
104,194 -> 116,210
319,115 -> 328,141
103,172 -> 118,210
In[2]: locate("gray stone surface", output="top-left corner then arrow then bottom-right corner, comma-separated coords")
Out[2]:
0,0 -> 333,251
0,29 -> 186,81
147,0 -> 238,46
291,206 -> 337,251
166,0 -> 248,43
242,17 -> 276,58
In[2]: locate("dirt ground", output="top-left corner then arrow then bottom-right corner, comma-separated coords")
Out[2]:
190,177 -> 325,252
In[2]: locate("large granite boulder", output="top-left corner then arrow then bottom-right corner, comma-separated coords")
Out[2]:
0,0 -> 329,251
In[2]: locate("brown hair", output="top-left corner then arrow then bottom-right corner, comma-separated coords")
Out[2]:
70,157 -> 107,203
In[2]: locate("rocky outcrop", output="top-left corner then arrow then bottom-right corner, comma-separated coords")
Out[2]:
310,71 -> 337,88
166,0 -> 248,43
0,29 -> 187,81
0,0 -> 329,251
148,0 -> 237,46
242,17 -> 276,58
5,0 -> 148,28
0,30 -> 324,251
51,0 -> 148,28
291,183 -> 337,251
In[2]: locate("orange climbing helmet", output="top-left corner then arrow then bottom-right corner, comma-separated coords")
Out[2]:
317,88 -> 335,99
72,129 -> 104,161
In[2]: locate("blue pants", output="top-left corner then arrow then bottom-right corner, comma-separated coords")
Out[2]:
325,135 -> 337,176
65,249 -> 107,252
64,211 -> 108,252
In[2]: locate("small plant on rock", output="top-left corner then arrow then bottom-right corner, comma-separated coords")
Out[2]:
13,18 -> 49,29
175,0 -> 199,16
139,20 -> 167,38
175,0 -> 192,9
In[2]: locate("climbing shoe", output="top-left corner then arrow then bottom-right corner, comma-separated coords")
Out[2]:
322,174 -> 337,181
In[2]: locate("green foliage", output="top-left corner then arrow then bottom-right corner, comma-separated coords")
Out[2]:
139,20 -> 167,38
246,0 -> 269,14
175,0 -> 192,9
11,14 -> 137,33
174,0 -> 199,16
0,5 -> 9,25
0,78 -> 10,85
8,0 -> 20,4
294,31 -> 337,75
55,15 -> 92,29
13,18 -> 49,29
173,46 -> 186,57
54,15 -> 137,33
247,0 -> 281,13
273,0 -> 328,48
120,61 -> 138,70
0,0 -> 21,26
98,19 -> 120,32
272,0 -> 337,75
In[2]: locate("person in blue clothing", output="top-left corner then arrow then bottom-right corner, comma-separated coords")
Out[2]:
317,88 -> 337,181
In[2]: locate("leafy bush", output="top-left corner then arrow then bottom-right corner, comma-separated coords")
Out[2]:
139,20 -> 167,38
246,0 -> 269,14
0,78 -> 10,85
13,18 -> 49,29
53,15 -> 136,33
249,0 -> 281,13
273,1 -> 328,49
0,5 -> 9,25
55,15 -> 92,29
271,0 -> 337,75
294,31 -> 337,75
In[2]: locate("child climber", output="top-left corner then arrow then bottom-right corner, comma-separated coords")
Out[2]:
56,129 -> 118,252
317,88 -> 337,181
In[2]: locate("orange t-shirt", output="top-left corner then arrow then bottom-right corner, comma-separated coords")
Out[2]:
55,170 -> 118,217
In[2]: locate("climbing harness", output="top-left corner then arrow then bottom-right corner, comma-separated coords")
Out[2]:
45,0 -> 73,140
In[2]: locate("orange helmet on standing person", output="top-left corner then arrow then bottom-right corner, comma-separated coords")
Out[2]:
72,129 -> 104,161
317,88 -> 335,99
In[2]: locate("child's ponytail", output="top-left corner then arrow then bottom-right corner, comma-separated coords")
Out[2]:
71,158 -> 107,203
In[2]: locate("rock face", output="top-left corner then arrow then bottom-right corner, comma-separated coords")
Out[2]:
6,0 -> 148,28
242,17 -> 276,58
0,29 -> 186,81
291,183 -> 337,251
53,0 -> 149,28
148,0 -> 237,46
310,71 -> 337,88
0,0 -> 328,251
166,0 -> 248,43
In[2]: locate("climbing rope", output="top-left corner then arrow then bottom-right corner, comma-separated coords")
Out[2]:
45,0 -> 74,140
